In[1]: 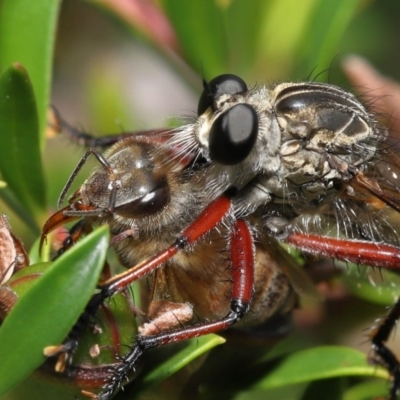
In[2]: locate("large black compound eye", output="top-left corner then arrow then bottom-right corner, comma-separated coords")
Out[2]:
209,103 -> 258,165
115,181 -> 170,218
197,74 -> 248,116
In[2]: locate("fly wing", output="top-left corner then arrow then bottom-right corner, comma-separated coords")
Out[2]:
353,173 -> 400,214
348,149 -> 400,246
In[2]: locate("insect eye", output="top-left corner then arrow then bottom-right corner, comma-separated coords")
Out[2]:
209,103 -> 258,165
115,182 -> 170,218
197,74 -> 248,116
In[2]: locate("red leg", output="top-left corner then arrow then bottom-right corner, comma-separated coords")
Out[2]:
285,231 -> 400,399
87,218 -> 255,400
285,233 -> 400,270
51,195 -> 232,372
100,195 -> 231,293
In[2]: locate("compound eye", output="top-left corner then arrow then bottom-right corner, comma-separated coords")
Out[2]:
209,104 -> 258,165
197,74 -> 248,116
115,182 -> 170,218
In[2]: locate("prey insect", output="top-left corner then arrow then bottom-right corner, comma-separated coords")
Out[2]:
42,74 -> 400,399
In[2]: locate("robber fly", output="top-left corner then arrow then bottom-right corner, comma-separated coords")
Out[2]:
42,74 -> 400,400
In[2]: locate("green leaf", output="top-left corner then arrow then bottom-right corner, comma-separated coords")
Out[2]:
293,0 -> 362,80
0,186 -> 40,234
28,235 -> 50,264
253,346 -> 388,389
300,378 -> 348,400
255,0 -> 318,79
120,334 -> 225,398
0,0 -> 62,143
221,0 -> 270,75
0,226 -> 109,397
233,384 -> 308,400
0,64 -> 47,227
141,334 -> 225,389
162,0 -> 228,77
343,380 -> 389,400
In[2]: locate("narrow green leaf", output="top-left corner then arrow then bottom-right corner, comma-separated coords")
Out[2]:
254,346 -> 388,389
0,226 -> 109,397
142,334 -> 225,388
0,0 -> 62,142
343,380 -> 389,400
162,0 -> 228,77
0,186 -> 40,235
28,235 -> 51,264
122,334 -> 225,397
293,0 -> 362,80
0,64 -> 47,226
255,0 -> 317,79
223,0 -> 270,75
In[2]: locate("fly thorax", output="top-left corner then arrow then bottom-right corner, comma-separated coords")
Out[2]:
261,81 -> 382,208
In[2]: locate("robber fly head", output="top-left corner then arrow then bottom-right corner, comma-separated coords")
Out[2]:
167,74 -> 383,214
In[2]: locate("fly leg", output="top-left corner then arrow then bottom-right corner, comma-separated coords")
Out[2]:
45,195 -> 233,373
49,106 -> 171,149
285,232 -> 400,399
285,233 -> 400,270
370,299 -> 400,400
84,217 -> 255,400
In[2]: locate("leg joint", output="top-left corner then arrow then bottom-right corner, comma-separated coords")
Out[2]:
230,299 -> 250,320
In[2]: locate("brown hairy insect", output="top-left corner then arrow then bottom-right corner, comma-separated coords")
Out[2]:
42,75 -> 400,400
